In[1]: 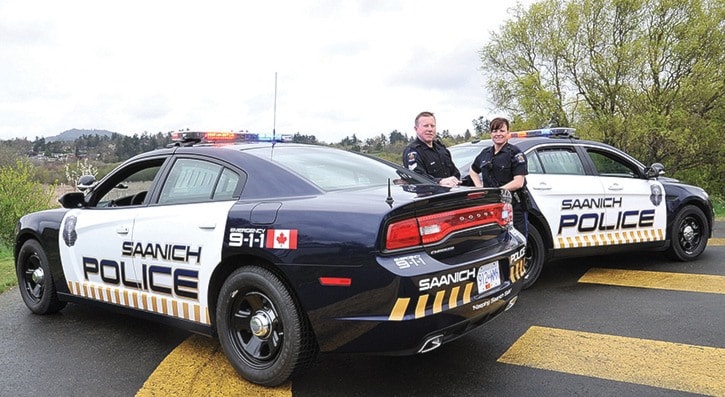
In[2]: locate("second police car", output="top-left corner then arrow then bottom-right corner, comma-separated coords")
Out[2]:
449,128 -> 715,289
14,131 -> 527,387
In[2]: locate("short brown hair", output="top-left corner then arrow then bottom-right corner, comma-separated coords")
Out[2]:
490,117 -> 509,132
415,111 -> 435,126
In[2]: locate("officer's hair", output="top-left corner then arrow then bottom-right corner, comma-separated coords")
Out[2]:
490,117 -> 510,132
415,111 -> 435,126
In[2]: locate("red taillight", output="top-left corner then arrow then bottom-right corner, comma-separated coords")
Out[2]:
385,218 -> 422,250
319,277 -> 352,286
385,203 -> 512,250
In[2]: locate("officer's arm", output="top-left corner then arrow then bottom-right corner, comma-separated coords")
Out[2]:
501,175 -> 525,192
468,168 -> 483,187
403,148 -> 438,182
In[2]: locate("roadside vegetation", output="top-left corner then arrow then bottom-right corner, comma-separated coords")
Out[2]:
0,245 -> 13,294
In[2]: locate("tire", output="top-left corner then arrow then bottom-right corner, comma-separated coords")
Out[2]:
216,266 -> 316,387
16,239 -> 67,314
665,205 -> 709,261
522,225 -> 545,289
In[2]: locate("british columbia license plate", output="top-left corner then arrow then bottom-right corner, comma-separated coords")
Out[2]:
477,261 -> 501,294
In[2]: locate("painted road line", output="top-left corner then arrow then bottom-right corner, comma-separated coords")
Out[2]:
136,334 -> 291,397
710,237 -> 725,246
499,326 -> 725,396
579,268 -> 725,294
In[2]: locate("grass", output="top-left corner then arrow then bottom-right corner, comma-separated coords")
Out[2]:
713,195 -> 725,221
0,245 -> 15,294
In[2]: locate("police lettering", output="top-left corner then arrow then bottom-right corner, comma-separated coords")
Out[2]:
419,268 -> 476,291
82,256 -> 198,299
121,241 -> 202,264
561,197 -> 622,210
558,209 -> 655,234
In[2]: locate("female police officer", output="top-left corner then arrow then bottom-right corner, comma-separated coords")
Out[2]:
468,117 -> 529,237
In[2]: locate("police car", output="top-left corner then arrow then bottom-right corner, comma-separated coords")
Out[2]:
450,128 -> 715,289
14,131 -> 526,386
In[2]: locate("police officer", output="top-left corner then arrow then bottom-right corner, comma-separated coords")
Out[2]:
403,111 -> 461,187
468,117 -> 529,236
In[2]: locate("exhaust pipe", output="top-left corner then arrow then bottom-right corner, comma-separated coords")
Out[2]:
504,296 -> 518,311
418,334 -> 444,353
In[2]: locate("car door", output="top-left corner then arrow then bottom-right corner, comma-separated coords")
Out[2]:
526,145 -> 608,249
58,157 -> 167,302
582,146 -> 666,245
129,157 -> 243,326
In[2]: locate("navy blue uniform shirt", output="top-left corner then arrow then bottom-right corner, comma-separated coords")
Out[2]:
403,138 -> 460,182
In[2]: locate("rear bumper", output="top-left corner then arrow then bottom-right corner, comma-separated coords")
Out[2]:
305,233 -> 527,354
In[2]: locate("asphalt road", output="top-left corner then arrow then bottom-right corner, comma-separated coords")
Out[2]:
2,222 -> 723,396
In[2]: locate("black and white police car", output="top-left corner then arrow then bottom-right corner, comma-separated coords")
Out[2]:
450,128 -> 715,289
15,131 -> 526,386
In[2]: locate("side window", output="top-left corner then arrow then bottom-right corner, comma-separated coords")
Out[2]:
158,158 -> 240,204
536,148 -> 586,175
93,160 -> 165,208
587,149 -> 639,178
527,152 -> 543,174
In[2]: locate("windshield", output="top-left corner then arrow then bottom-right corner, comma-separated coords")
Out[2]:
255,146 -> 433,191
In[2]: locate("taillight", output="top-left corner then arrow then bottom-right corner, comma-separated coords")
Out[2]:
385,203 -> 512,250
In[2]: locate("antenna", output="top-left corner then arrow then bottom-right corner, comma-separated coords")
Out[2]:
273,72 -> 277,141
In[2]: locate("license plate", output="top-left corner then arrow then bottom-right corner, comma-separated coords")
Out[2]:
477,261 -> 501,294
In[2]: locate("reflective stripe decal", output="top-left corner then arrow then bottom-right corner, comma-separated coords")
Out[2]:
388,282 -> 477,321
68,281 -> 211,325
555,228 -> 665,249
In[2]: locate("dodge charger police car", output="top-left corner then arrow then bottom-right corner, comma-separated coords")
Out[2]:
15,131 -> 526,386
450,128 -> 714,289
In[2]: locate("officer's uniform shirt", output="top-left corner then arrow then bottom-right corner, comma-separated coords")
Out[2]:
471,142 -> 528,207
403,138 -> 461,182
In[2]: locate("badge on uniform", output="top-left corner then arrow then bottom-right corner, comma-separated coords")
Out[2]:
515,153 -> 526,163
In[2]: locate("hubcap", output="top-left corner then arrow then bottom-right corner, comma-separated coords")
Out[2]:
32,267 -> 45,284
250,310 -> 272,338
682,224 -> 695,242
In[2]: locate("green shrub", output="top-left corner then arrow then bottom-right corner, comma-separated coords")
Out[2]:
0,160 -> 55,247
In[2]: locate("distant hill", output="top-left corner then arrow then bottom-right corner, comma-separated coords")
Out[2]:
45,129 -> 116,142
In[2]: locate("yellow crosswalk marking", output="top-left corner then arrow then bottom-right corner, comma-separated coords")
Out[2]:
499,326 -> 725,396
579,268 -> 725,294
136,335 -> 291,397
709,237 -> 725,246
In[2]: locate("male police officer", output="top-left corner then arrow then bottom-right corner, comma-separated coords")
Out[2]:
468,117 -> 529,236
403,111 -> 461,188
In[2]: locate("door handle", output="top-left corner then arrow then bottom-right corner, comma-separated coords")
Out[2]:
531,182 -> 551,191
198,222 -> 216,230
116,226 -> 129,235
608,184 -> 623,191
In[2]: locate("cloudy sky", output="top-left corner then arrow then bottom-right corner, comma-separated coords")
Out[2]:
0,0 -> 533,144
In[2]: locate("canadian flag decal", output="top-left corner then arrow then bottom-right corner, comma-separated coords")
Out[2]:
266,229 -> 298,249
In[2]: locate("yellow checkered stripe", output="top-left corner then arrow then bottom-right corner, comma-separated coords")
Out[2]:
67,281 -> 210,325
388,282 -> 475,321
387,259 -> 524,321
556,228 -> 665,249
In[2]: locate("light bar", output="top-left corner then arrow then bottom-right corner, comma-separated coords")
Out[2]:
509,127 -> 576,139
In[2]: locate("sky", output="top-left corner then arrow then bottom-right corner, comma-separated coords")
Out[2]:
0,0 -> 534,144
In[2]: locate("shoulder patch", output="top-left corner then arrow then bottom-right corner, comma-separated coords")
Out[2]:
515,153 -> 526,164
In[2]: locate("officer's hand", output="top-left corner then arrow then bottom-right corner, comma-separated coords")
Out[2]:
439,176 -> 461,188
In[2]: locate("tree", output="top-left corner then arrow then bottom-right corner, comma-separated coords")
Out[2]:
481,0 -> 724,196
0,161 -> 54,247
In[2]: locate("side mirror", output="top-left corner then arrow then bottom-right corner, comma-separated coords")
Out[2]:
645,163 -> 665,179
77,175 -> 97,192
58,192 -> 86,209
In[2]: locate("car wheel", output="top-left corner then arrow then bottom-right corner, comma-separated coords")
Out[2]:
216,266 -> 316,386
522,225 -> 545,289
16,239 -> 67,314
665,205 -> 709,261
